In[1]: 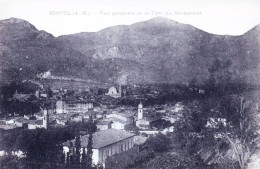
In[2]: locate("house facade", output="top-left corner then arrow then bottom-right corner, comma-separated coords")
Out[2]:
56,100 -> 93,114
106,112 -> 135,130
62,129 -> 135,167
105,85 -> 122,98
97,120 -> 112,131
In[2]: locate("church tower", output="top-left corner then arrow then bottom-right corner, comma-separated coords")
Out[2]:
43,109 -> 49,129
138,102 -> 143,120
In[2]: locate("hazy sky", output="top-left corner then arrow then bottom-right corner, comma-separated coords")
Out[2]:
0,0 -> 260,37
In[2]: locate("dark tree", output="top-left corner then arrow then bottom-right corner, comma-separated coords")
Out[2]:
69,142 -> 75,165
81,148 -> 87,169
66,152 -> 70,165
85,114 -> 96,168
61,152 -> 65,164
144,133 -> 171,153
75,133 -> 81,165
86,132 -> 93,169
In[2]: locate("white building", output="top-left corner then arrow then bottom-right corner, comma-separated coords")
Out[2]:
62,129 -> 135,167
106,112 -> 135,130
13,118 -> 30,127
37,70 -> 51,79
28,109 -> 49,129
96,120 -> 112,131
56,100 -> 93,114
105,85 -> 122,98
111,120 -> 127,130
199,89 -> 205,94
136,116 -> 161,129
106,112 -> 134,124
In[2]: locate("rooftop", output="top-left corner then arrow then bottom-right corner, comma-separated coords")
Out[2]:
109,112 -> 135,118
15,118 -> 30,124
28,120 -> 43,125
108,117 -> 130,125
143,116 -> 161,122
97,120 -> 112,125
63,129 -> 135,149
0,124 -> 21,130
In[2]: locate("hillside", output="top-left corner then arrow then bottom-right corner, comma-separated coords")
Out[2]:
0,17 -> 259,86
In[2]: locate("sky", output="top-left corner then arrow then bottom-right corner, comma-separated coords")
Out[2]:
0,0 -> 260,37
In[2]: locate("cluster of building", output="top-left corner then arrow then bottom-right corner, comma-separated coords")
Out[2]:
0,83 -> 194,168
59,101 -> 181,167
2,80 -> 260,168
1,109 -> 49,130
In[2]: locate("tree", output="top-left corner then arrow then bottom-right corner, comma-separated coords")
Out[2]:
86,132 -> 93,169
144,133 -> 171,153
61,152 -> 65,164
75,133 -> 81,166
69,141 -> 75,165
66,152 -> 70,165
0,155 -> 24,169
1,130 -> 20,155
81,148 -> 87,169
86,114 -> 97,133
220,95 -> 259,169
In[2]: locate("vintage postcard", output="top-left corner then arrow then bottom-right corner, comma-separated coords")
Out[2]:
0,0 -> 259,168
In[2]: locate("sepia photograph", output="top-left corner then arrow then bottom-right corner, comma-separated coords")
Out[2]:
0,0 -> 260,168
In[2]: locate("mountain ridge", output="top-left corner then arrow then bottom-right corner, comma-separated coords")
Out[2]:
0,17 -> 259,86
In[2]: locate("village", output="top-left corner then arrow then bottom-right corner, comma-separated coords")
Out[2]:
2,76 -> 256,169
0,79 -> 222,167
1,1 -> 260,167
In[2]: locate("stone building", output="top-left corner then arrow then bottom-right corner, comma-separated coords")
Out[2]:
28,109 -> 49,129
56,100 -> 93,114
96,120 -> 112,131
62,129 -> 135,167
106,112 -> 135,130
135,103 -> 161,129
105,85 -> 122,98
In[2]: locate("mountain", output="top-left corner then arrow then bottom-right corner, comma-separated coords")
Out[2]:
0,17 -> 259,86
0,18 -> 124,84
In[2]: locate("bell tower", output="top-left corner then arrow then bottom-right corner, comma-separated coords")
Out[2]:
43,109 -> 49,129
138,102 -> 143,120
